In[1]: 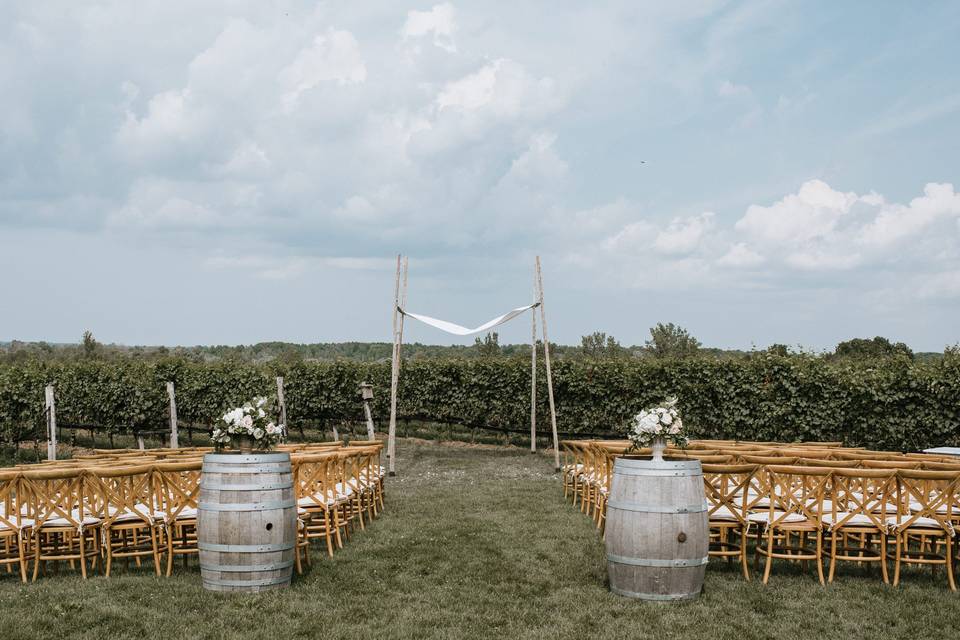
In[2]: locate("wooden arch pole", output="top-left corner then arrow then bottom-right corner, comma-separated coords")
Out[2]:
536,256 -> 561,471
387,255 -> 409,476
530,269 -> 538,454
387,255 -> 401,475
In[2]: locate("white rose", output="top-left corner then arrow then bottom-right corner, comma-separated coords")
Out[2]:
661,412 -> 673,426
241,415 -> 254,430
668,423 -> 680,435
256,397 -> 267,407
253,428 -> 265,440
258,408 -> 265,418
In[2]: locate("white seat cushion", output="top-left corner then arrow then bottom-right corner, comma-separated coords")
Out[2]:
886,515 -> 953,532
820,512 -> 881,529
908,501 -> 950,514
0,515 -> 34,531
298,495 -> 334,508
746,511 -> 808,524
168,506 -> 197,521
43,513 -> 101,529
709,505 -> 741,521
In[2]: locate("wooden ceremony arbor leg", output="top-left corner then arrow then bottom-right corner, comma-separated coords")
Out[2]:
530,270 -> 538,454
387,255 -> 408,476
536,256 -> 561,471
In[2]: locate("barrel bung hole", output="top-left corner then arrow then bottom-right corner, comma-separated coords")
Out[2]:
265,522 -> 274,531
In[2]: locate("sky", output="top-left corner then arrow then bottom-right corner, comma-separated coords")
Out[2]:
1,1 -> 959,351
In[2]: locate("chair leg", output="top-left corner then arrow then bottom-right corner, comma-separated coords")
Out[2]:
828,532 -> 837,583
880,534 -> 889,585
762,530 -> 774,585
815,530 -> 825,585
165,525 -> 175,577
947,537 -> 957,592
893,534 -> 902,587
740,528 -> 751,581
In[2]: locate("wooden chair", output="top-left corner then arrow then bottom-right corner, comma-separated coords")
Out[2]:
153,460 -> 201,576
821,467 -> 896,583
20,467 -> 101,580
0,470 -> 30,582
91,465 -> 164,576
750,465 -> 832,585
293,453 -> 344,556
702,463 -> 758,579
888,469 -> 959,590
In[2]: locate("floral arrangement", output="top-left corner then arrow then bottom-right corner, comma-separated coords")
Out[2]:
211,397 -> 284,451
625,396 -> 687,449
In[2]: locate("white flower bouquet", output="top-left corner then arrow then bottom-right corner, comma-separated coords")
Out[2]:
625,396 -> 687,450
212,397 -> 284,451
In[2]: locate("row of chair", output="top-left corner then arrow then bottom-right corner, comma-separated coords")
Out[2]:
561,439 -> 960,589
0,441 -> 385,582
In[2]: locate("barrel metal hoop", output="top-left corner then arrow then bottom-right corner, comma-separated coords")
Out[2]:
610,586 -> 701,601
613,468 -> 701,478
202,576 -> 291,588
203,453 -> 291,463
199,500 -> 296,512
607,500 -> 708,514
199,542 -> 294,553
202,464 -> 291,474
607,554 -> 709,568
200,482 -> 291,491
201,560 -> 294,572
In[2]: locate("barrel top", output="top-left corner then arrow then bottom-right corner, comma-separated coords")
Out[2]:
613,457 -> 702,473
203,452 -> 292,464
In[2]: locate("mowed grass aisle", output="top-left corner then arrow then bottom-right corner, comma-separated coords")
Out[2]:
2,441 -> 960,639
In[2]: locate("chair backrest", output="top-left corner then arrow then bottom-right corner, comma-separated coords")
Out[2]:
701,463 -> 758,524
828,467 -> 897,529
153,460 -> 202,521
0,470 -> 24,530
796,458 -> 856,468
762,465 -> 833,525
740,454 -> 797,466
90,464 -> 157,526
861,459 -> 921,470
894,469 -> 960,531
293,452 -> 339,507
19,467 -> 89,528
920,461 -> 960,472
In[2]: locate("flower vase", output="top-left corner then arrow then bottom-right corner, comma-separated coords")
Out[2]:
237,435 -> 254,454
651,435 -> 667,462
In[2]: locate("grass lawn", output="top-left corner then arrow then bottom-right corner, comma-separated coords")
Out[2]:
2,440 -> 960,639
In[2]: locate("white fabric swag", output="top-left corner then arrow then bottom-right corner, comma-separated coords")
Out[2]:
399,303 -> 539,336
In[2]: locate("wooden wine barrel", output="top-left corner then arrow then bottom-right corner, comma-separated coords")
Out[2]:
604,457 -> 708,601
197,452 -> 297,592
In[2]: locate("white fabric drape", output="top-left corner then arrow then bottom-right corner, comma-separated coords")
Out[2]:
399,303 -> 538,336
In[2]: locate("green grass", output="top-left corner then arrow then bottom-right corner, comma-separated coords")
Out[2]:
2,441 -> 960,638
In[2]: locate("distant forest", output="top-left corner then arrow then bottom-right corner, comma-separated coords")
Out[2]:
0,324 -> 951,364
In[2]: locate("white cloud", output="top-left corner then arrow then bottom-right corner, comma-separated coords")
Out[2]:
735,179 -> 859,244
717,242 -> 764,267
279,29 -> 367,110
436,58 -> 560,117
402,3 -> 457,52
858,182 -> 960,247
718,80 -> 751,98
654,212 -> 714,255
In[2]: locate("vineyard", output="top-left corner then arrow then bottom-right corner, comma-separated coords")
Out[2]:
2,354 -> 959,452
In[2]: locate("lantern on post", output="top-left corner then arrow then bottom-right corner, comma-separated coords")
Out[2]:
359,382 -> 376,440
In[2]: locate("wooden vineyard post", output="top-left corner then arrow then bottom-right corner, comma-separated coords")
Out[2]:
333,424 -> 339,441
360,382 -> 376,440
536,256 -> 561,471
45,384 -> 57,461
530,269 -> 538,454
276,376 -> 288,439
167,382 -> 179,449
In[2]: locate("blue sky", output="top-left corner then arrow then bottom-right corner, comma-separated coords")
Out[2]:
1,1 -> 959,350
